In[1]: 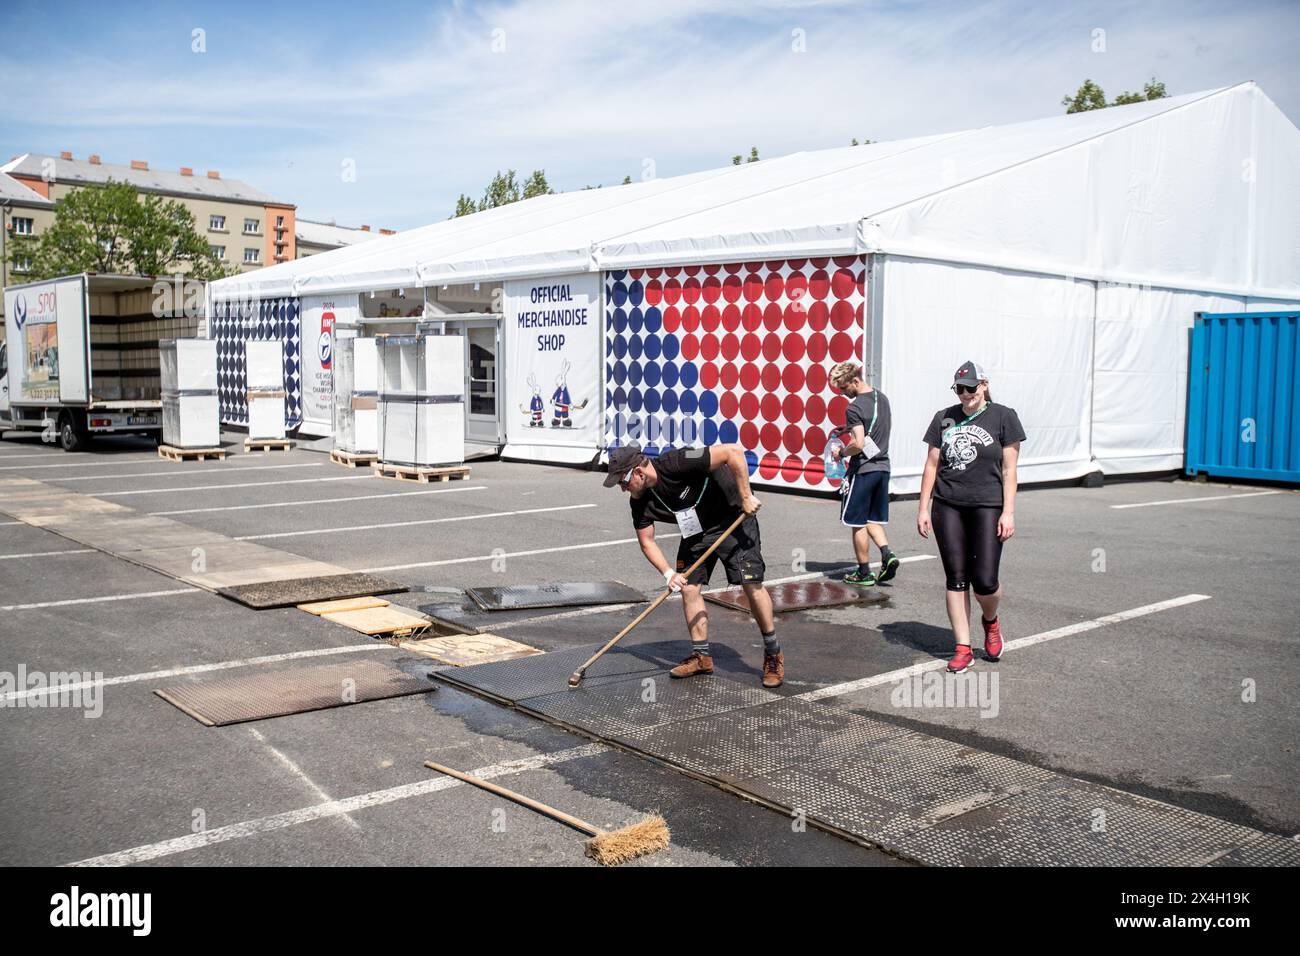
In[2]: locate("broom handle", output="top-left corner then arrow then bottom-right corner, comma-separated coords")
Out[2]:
424,760 -> 602,837
574,509 -> 750,677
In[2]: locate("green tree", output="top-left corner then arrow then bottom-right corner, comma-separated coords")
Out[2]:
452,193 -> 478,218
622,175 -> 632,184
1113,77 -> 1168,106
1063,77 -> 1169,113
732,146 -> 760,165
8,180 -> 230,280
1062,78 -> 1108,113
480,169 -> 521,210
522,169 -> 553,199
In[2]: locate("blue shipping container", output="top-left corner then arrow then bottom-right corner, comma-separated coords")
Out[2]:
1186,311 -> 1300,483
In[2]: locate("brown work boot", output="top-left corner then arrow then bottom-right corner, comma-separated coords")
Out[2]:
762,650 -> 785,688
669,651 -> 714,679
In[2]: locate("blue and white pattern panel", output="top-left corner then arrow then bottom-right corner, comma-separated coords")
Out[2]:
210,297 -> 302,428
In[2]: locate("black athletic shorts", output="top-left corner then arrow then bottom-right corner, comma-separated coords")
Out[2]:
675,513 -> 765,586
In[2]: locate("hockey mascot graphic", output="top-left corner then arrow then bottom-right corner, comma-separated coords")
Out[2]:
549,359 -> 588,428
519,374 -> 545,428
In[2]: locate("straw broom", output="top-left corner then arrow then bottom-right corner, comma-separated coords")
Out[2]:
424,760 -> 669,865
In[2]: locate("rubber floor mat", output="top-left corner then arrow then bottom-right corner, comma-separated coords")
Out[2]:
432,644 -> 662,703
704,578 -> 888,614
218,572 -> 407,609
466,582 -> 645,611
155,659 -> 433,726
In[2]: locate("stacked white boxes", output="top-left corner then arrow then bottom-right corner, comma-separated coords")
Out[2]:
377,334 -> 464,468
333,337 -> 379,454
159,339 -> 219,448
244,340 -> 286,440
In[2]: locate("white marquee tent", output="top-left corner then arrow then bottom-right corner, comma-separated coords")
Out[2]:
210,81 -> 1300,490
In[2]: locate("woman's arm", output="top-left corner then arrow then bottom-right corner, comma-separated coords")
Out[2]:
998,442 -> 1020,541
917,446 -> 940,538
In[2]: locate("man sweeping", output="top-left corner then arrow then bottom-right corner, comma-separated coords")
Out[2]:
604,442 -> 783,688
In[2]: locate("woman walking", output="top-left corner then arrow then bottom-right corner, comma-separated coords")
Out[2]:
917,361 -> 1025,673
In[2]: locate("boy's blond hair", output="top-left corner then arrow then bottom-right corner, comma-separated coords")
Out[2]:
829,361 -> 863,390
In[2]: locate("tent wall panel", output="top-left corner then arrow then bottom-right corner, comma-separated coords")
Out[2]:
603,256 -> 866,491
879,257 -> 1095,494
1092,284 -> 1243,474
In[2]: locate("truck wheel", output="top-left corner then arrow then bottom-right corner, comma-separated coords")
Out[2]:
59,413 -> 88,453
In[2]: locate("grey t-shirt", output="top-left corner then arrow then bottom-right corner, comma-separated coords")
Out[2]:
844,389 -> 891,474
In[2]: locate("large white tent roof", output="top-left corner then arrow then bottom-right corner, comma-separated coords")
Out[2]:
211,82 -> 1299,303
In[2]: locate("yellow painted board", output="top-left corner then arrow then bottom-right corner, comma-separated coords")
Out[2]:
298,596 -> 391,616
322,605 -> 432,636
398,633 -> 543,666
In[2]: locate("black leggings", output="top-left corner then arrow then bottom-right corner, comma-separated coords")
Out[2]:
931,498 -> 1003,595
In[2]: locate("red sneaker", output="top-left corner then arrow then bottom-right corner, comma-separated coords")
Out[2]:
982,616 -> 1003,661
947,644 -> 974,674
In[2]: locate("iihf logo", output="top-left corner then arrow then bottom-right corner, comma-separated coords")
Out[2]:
319,310 -> 335,370
13,294 -> 27,330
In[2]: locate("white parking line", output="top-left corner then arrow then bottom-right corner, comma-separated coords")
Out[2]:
234,503 -> 598,541
56,463 -> 322,482
152,485 -> 487,515
361,533 -> 685,573
794,593 -> 1213,702
0,548 -> 95,561
98,475 -> 371,497
66,742 -> 610,866
247,726 -> 361,832
1,588 -> 202,612
1111,490 -> 1284,510
0,457 -> 245,471
2,643 -> 386,704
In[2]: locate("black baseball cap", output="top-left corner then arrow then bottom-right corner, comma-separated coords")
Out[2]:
603,443 -> 646,487
953,361 -> 987,387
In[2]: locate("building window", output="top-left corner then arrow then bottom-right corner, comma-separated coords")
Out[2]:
276,215 -> 284,227
211,245 -> 226,260
276,229 -> 284,241
12,217 -> 34,236
243,218 -> 259,234
244,248 -> 260,264
209,214 -> 226,231
13,256 -> 32,273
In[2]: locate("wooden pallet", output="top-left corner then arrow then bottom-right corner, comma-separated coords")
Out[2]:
245,438 -> 293,452
158,444 -> 228,462
330,449 -> 379,469
371,462 -> 472,483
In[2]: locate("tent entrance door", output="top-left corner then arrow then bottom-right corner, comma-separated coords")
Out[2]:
435,315 -> 502,454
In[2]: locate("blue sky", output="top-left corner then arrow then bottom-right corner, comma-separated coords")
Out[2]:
3,0 -> 1297,231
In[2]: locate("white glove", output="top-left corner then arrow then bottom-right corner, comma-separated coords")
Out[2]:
663,567 -> 681,592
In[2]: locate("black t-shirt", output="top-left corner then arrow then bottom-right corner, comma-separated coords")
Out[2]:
630,447 -> 742,536
843,389 -> 891,474
922,402 -> 1027,507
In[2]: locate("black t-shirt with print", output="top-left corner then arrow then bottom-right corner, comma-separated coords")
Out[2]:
629,447 -> 742,536
922,402 -> 1027,507
843,389 -> 891,474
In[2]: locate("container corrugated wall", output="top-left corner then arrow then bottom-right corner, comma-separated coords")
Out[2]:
1186,312 -> 1300,483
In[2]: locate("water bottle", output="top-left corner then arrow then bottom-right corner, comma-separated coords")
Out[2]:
823,435 -> 847,480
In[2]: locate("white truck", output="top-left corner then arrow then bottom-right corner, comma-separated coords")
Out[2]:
1,274 -> 199,451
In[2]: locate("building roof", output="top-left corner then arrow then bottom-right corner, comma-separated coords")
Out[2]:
296,219 -> 387,248
211,82 -> 1300,303
0,172 -> 55,208
0,154 -> 281,205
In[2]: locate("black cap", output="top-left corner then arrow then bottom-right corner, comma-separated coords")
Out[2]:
953,360 -> 987,388
603,443 -> 646,487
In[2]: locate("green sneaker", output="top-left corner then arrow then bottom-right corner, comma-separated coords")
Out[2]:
877,554 -> 900,583
843,568 -> 877,588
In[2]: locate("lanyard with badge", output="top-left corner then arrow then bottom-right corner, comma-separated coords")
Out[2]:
652,478 -> 709,538
942,403 -> 989,444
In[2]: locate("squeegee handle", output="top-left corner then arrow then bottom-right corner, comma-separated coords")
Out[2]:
573,510 -> 749,678
424,760 -> 602,837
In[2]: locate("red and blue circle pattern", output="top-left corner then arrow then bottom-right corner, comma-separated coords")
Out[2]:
604,256 -> 866,488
